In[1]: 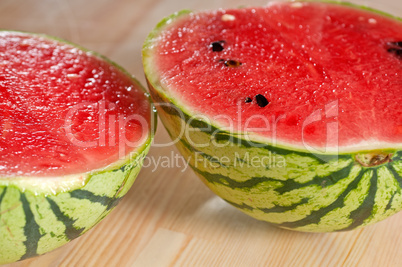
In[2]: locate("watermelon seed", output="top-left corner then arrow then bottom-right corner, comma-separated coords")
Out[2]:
219,59 -> 242,67
245,97 -> 252,103
387,48 -> 402,57
255,94 -> 269,107
387,41 -> 402,48
386,42 -> 402,57
211,41 -> 225,52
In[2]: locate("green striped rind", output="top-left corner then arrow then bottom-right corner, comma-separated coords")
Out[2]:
0,144 -> 150,264
147,84 -> 402,232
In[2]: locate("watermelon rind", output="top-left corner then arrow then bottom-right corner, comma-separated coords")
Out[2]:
0,31 -> 156,264
142,2 -> 402,232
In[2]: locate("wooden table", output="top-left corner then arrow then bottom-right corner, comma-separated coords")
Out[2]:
1,0 -> 401,266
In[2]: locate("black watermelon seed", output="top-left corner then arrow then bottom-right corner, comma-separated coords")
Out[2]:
245,97 -> 252,103
255,94 -> 269,107
219,59 -> 242,67
388,48 -> 402,57
211,41 -> 225,52
386,41 -> 402,58
387,41 -> 402,48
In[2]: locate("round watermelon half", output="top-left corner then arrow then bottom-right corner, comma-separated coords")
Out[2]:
0,31 -> 155,264
143,1 -> 402,232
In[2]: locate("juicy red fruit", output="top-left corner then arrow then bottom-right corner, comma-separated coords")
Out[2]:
0,32 -> 151,177
154,2 -> 402,149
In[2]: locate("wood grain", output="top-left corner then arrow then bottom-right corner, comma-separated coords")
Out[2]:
1,0 -> 401,266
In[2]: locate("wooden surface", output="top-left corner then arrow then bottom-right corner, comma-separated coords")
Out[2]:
1,0 -> 401,266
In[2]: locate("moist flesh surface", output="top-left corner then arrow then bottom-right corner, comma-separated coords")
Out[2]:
0,32 -> 151,177
152,2 -> 402,150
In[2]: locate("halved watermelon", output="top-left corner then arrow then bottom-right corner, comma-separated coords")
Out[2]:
143,1 -> 402,232
0,31 -> 155,264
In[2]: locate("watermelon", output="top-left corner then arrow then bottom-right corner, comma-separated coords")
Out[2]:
143,1 -> 402,232
0,31 -> 155,264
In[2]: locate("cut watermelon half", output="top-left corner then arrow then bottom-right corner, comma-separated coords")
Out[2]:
143,1 -> 402,232
0,31 -> 155,264
144,1 -> 402,152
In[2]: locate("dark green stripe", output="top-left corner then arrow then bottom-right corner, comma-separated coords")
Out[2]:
385,165 -> 402,211
385,189 -> 398,211
189,164 -> 283,189
341,169 -> 378,231
198,151 -> 228,167
20,193 -> 42,261
223,197 -> 310,213
112,164 -> 126,173
178,137 -> 196,153
180,133 -> 351,182
70,189 -> 121,210
223,199 -> 253,211
392,151 -> 402,161
189,160 -> 354,194
260,198 -> 310,213
46,198 -> 84,241
0,187 -> 7,203
178,138 -> 228,168
182,123 -> 391,194
275,162 -> 354,194
279,168 -> 366,229
389,164 -> 402,187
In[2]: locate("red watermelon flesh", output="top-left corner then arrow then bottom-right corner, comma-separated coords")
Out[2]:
0,32 -> 151,177
152,2 -> 402,151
